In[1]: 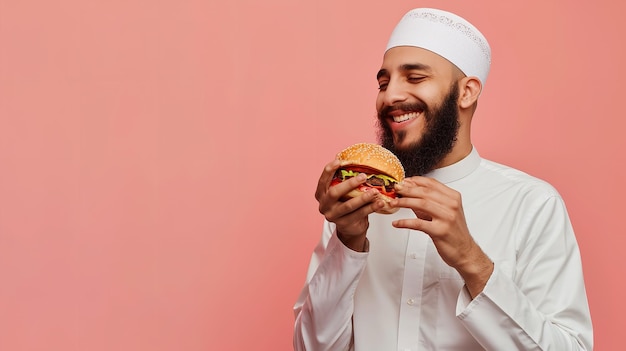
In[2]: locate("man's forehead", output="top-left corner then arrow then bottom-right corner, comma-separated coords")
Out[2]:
379,47 -> 454,73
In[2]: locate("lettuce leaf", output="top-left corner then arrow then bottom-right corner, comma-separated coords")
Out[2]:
339,169 -> 397,185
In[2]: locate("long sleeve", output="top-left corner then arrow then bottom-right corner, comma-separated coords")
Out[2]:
293,221 -> 368,351
293,149 -> 593,350
456,194 -> 593,350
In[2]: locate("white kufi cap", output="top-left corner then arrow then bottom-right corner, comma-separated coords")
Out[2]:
386,8 -> 491,86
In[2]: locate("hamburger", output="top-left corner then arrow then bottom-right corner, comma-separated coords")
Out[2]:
331,142 -> 405,214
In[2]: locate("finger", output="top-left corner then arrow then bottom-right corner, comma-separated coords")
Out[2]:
398,176 -> 456,199
339,187 -> 381,213
331,197 -> 384,237
319,172 -> 369,217
325,187 -> 380,221
326,172 -> 367,201
315,159 -> 343,201
391,196 -> 436,220
394,177 -> 457,210
333,203 -> 385,236
392,217 -> 433,232
403,178 -> 464,223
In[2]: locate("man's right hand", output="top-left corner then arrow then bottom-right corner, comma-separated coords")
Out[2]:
315,159 -> 384,252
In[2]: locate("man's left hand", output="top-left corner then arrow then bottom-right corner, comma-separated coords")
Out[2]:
390,176 -> 494,298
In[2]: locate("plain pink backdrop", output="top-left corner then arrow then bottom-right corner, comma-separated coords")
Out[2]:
0,0 -> 623,350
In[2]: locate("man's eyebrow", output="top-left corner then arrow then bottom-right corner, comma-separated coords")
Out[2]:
400,63 -> 432,73
377,63 -> 433,80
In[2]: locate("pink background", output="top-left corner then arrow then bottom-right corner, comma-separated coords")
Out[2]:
0,0 -> 623,350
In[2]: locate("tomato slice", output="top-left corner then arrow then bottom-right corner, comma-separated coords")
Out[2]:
331,178 -> 397,198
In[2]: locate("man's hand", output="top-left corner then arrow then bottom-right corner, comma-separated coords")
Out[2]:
315,160 -> 385,252
390,176 -> 493,297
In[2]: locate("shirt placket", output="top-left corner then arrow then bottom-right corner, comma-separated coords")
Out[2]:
397,230 -> 428,351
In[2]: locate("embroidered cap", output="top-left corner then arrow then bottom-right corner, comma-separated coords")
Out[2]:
386,8 -> 491,87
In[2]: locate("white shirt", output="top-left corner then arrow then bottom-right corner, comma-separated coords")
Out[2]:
293,148 -> 593,351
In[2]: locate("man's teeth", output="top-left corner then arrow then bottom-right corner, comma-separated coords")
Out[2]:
392,112 -> 419,123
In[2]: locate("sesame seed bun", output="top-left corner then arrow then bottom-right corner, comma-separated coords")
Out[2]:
336,143 -> 405,182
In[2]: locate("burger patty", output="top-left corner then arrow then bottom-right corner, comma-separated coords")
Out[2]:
333,168 -> 398,194
366,177 -> 395,193
366,176 -> 386,187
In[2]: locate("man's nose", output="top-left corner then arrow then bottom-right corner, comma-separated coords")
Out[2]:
381,81 -> 408,106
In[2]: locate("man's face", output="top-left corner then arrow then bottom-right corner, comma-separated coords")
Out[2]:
375,46 -> 461,176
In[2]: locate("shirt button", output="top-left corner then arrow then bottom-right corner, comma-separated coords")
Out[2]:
409,253 -> 417,259
407,298 -> 415,305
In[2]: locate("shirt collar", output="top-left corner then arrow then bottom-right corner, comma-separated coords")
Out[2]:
423,147 -> 481,184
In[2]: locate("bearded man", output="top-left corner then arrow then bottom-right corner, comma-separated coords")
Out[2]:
293,8 -> 593,351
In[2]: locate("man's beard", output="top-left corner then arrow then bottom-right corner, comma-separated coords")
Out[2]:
376,83 -> 460,176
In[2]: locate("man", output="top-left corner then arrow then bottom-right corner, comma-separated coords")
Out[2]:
293,7 -> 593,351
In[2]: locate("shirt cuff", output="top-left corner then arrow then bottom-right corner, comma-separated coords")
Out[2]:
328,230 -> 370,260
455,260 -> 499,316
453,262 -> 541,349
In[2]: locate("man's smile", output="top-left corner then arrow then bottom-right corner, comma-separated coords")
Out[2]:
391,111 -> 421,123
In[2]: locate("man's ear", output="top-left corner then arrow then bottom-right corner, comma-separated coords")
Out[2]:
458,76 -> 482,109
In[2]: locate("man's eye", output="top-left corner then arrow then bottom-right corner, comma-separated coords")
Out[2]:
378,82 -> 388,90
408,76 -> 424,83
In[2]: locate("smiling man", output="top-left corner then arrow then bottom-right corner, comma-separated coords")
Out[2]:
294,8 -> 593,351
